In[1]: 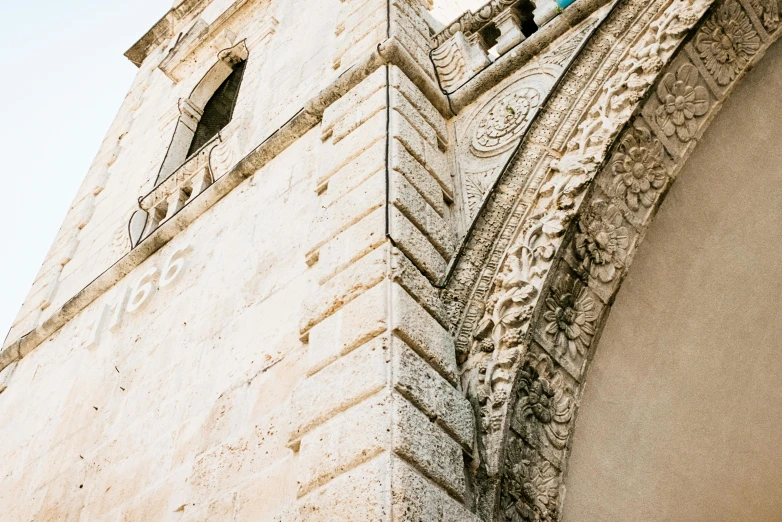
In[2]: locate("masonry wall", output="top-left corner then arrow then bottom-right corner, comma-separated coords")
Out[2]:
0,123 -> 320,521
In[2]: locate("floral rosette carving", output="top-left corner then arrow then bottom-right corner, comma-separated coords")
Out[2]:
473,88 -> 541,156
611,126 -> 667,211
500,439 -> 560,522
510,355 -> 574,452
655,63 -> 709,142
749,0 -> 780,31
574,200 -> 630,283
543,280 -> 597,361
696,0 -> 760,85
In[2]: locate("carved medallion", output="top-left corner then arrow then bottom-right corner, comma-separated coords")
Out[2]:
472,87 -> 542,157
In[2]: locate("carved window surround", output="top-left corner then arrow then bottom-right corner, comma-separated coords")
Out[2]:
127,39 -> 248,248
125,0 -> 270,69
158,0 -> 277,82
125,0 -> 211,67
157,40 -> 248,182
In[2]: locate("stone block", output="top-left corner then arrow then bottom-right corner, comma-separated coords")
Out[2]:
390,0 -> 430,39
393,393 -> 466,499
392,457 -> 481,522
318,139 -> 385,207
298,394 -> 391,496
294,453 -> 390,522
300,244 -> 388,335
391,10 -> 435,80
291,334 -> 390,442
317,207 -> 387,285
390,65 -> 448,146
389,248 -> 449,328
307,283 -> 389,375
233,457 -> 297,522
188,408 -> 290,506
390,169 -> 455,258
333,3 -> 387,70
181,493 -> 236,522
319,110 -> 386,187
331,88 -> 388,145
391,139 -> 447,216
338,24 -> 387,72
388,206 -> 447,282
307,171 -> 385,256
391,86 -> 438,150
391,112 -> 452,199
392,338 -> 474,450
391,283 -> 457,384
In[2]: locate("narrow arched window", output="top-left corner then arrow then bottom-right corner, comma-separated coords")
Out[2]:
154,42 -> 248,186
186,59 -> 246,157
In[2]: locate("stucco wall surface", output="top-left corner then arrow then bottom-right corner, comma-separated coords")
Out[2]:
562,36 -> 782,522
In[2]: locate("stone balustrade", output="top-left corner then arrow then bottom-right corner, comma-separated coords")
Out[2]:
136,136 -> 220,242
431,0 -> 565,91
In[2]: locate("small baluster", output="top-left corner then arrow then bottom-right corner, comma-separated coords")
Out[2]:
190,166 -> 214,199
163,188 -> 188,223
145,202 -> 168,237
493,9 -> 526,55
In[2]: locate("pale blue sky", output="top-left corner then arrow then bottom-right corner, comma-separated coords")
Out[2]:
0,0 -> 171,340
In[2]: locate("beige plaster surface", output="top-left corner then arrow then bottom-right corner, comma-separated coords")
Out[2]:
562,40 -> 782,521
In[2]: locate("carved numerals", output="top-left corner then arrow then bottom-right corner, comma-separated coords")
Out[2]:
86,244 -> 192,349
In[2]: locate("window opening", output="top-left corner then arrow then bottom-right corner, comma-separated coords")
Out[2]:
186,59 -> 246,158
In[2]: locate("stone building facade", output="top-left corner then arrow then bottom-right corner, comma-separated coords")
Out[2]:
1,0 -> 780,520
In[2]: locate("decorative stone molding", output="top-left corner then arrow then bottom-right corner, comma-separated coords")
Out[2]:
452,9 -> 606,224
157,0 -> 270,83
156,39 -> 248,185
137,135 -> 220,240
159,18 -> 211,82
432,0 -> 525,47
443,0 -> 782,517
4,5 -> 781,519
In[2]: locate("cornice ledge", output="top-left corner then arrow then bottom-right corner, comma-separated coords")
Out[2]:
0,34 -> 449,376
125,0 -> 212,67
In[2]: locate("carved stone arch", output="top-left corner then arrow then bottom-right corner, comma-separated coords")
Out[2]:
155,40 -> 249,185
443,0 -> 782,518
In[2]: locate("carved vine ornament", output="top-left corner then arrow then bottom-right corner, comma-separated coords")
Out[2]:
446,0 -> 779,518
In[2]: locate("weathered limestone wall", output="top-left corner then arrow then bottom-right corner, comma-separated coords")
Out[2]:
291,59 -> 477,519
8,0 -> 778,519
0,125 -> 320,521
562,33 -> 782,522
